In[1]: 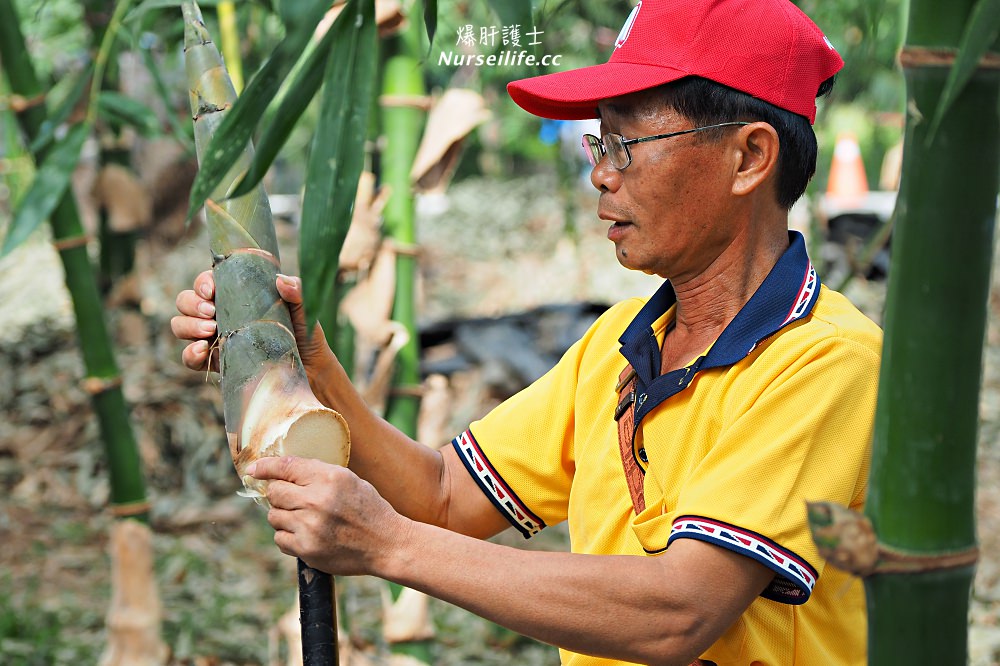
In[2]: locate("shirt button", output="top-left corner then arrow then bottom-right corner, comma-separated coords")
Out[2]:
638,448 -> 648,463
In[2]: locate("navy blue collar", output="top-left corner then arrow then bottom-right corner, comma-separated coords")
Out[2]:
619,231 -> 820,424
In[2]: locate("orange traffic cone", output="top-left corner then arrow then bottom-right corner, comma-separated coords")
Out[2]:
826,132 -> 869,203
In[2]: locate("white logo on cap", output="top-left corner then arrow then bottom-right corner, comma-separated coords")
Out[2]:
615,2 -> 641,49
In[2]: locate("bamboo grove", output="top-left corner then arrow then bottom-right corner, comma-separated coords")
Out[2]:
4,0 -> 998,662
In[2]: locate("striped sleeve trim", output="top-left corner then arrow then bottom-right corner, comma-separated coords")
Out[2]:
665,515 -> 818,605
451,429 -> 546,538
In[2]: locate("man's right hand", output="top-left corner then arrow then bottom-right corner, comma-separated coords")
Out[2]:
170,270 -> 336,378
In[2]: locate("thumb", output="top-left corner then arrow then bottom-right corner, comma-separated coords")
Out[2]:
275,274 -> 307,340
276,274 -> 328,353
276,273 -> 304,308
246,455 -> 321,485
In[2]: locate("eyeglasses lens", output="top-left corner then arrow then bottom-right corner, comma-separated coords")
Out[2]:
605,134 -> 630,169
582,134 -> 602,167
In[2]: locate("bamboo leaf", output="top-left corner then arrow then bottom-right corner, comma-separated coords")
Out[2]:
485,0 -> 540,71
424,0 -> 437,48
138,36 -> 195,153
126,0 -> 218,23
185,0 -> 330,222
97,91 -> 161,136
273,0 -> 325,28
485,0 -> 535,48
1,122 -> 89,257
299,0 -> 377,329
229,19 -> 338,198
926,0 -> 1000,142
485,0 -> 532,31
28,63 -> 93,156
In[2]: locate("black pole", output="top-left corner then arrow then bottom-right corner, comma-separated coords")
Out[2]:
298,558 -> 338,665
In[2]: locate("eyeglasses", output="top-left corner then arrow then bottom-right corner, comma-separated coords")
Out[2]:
581,122 -> 750,170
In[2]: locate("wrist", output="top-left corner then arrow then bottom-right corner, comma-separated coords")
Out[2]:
375,515 -> 421,583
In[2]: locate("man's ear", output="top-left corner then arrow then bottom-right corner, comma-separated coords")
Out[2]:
731,123 -> 780,197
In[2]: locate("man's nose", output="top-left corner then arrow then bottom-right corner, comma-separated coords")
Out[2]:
589,157 -> 623,193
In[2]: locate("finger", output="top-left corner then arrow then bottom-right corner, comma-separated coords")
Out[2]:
170,314 -> 217,341
180,340 -> 211,370
193,270 -> 215,300
265,479 -> 309,510
267,506 -> 298,533
276,274 -> 332,354
247,455 -> 325,485
275,273 -> 303,304
273,528 -> 299,558
175,289 -> 216,320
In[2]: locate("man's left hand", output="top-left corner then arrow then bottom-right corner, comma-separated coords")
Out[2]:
247,456 -> 412,576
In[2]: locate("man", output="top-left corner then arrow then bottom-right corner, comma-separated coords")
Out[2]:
173,1 -> 881,663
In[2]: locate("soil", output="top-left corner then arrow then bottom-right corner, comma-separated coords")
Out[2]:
1,173 -> 999,664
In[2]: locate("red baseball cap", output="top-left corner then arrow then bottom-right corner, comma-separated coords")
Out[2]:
507,0 -> 843,124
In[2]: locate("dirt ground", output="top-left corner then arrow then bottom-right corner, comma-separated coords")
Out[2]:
1,173 -> 999,664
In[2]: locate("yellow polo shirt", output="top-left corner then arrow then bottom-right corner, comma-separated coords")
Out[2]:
452,234 -> 881,665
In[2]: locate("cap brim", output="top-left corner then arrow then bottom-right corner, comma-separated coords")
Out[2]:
507,61 -> 689,120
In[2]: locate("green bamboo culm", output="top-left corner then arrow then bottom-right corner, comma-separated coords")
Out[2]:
382,34 -> 425,437
864,0 -> 999,661
217,0 -> 244,93
80,0 -> 140,291
379,24 -> 435,664
182,4 -> 350,664
0,0 -> 148,520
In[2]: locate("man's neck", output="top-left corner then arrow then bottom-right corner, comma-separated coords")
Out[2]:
661,222 -> 789,373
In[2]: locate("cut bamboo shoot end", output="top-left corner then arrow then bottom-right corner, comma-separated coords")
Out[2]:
236,407 -> 350,505
233,362 -> 350,505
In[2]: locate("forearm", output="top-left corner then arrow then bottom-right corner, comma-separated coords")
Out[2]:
304,353 -> 451,528
378,521 -> 724,665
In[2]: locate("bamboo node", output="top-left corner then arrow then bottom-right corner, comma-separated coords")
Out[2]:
226,246 -> 280,266
898,46 -> 1000,70
52,234 -> 92,251
876,544 -> 980,574
389,384 -> 425,398
808,501 -> 980,577
108,499 -> 151,518
387,239 -> 422,257
2,92 -> 47,112
82,375 -> 124,396
379,94 -> 433,110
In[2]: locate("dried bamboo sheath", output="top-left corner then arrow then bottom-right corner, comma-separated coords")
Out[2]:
182,4 -> 350,500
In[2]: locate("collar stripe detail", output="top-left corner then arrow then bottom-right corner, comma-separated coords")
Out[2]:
618,231 -> 821,426
782,261 -> 818,326
668,516 -> 817,604
452,430 -> 545,538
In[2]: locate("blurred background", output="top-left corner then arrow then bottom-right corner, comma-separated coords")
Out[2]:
1,0 -> 998,664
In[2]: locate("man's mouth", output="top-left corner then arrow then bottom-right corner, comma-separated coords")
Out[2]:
598,210 -> 630,225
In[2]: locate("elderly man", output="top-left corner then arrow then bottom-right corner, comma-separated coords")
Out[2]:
173,0 -> 881,663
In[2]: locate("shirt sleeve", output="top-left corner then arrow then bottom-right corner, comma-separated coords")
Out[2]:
452,300 -> 641,538
632,334 -> 880,604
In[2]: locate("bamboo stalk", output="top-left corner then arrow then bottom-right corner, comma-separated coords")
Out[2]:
0,0 -> 149,526
863,0 -> 998,661
0,2 -> 163,663
81,0 -> 139,291
217,0 -> 244,93
182,4 -> 349,664
379,25 -> 435,663
381,39 -> 424,447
